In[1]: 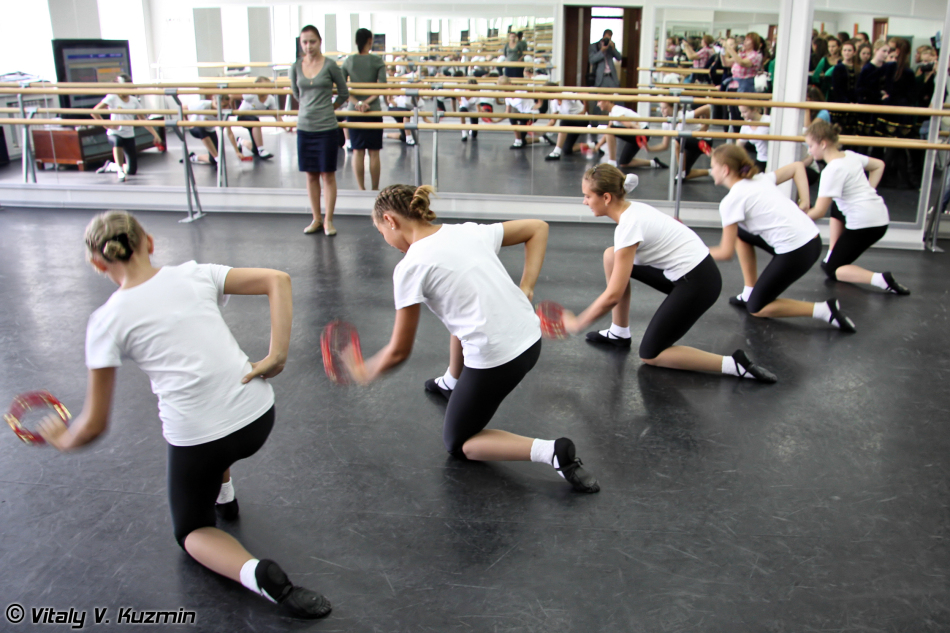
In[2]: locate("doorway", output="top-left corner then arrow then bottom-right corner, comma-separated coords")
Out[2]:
562,5 -> 641,88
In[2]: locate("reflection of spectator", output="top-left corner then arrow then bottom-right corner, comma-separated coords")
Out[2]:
588,30 -> 622,88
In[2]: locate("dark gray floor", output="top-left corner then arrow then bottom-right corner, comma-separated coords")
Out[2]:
5,127 -> 931,222
1,208 -> 948,632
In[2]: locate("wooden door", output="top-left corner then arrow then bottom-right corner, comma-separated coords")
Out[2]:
621,7 -> 641,89
562,5 -> 592,87
872,18 -> 888,43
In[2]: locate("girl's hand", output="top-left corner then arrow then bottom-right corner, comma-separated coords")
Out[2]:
520,284 -> 534,302
562,309 -> 581,335
242,354 -> 286,383
799,199 -> 810,212
38,414 -> 71,451
341,345 -> 369,385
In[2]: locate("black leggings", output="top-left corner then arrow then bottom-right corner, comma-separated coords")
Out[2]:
109,135 -> 138,174
236,114 -> 260,152
458,106 -> 479,137
443,338 -> 542,456
633,255 -> 722,360
189,127 -> 219,152
562,120 -> 591,155
823,224 -> 888,279
738,230 -> 822,313
616,135 -> 641,165
389,107 -> 412,142
167,406 -> 274,548
680,137 -> 703,173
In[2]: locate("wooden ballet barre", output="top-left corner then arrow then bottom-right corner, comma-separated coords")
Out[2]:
8,117 -> 950,151
640,67 -> 710,74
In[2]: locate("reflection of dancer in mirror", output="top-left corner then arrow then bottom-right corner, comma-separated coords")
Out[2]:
39,211 -> 331,619
565,165 -> 777,383
91,74 -> 163,182
708,145 -> 857,332
595,99 -> 667,170
345,185 -> 600,493
342,28 -> 387,191
231,77 -> 284,160
646,102 -> 712,181
186,95 -> 247,165
804,120 -> 910,295
544,95 -> 588,160
290,25 -> 349,236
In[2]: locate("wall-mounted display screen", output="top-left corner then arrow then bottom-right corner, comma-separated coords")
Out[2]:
52,39 -> 132,109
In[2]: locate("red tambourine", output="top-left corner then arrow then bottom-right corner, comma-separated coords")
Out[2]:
536,301 -> 568,340
478,103 -> 494,124
5,391 -> 71,445
636,134 -> 648,150
698,140 -> 712,156
155,142 -> 166,153
321,321 -> 363,385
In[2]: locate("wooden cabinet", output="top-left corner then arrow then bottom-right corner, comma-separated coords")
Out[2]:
31,125 -> 166,171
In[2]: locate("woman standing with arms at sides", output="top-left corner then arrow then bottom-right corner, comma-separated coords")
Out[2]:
804,120 -> 910,295
563,166 -> 777,383
39,211 -> 331,619
707,145 -> 856,332
342,28 -> 387,191
344,185 -> 600,494
91,75 -> 163,182
290,25 -> 349,236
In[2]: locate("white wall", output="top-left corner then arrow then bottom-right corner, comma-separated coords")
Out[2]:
49,0 -> 101,39
98,0 -> 151,84
220,5 -> 250,63
2,3 -> 56,79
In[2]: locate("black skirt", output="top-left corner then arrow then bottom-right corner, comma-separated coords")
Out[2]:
297,129 -> 339,173
347,116 -> 384,150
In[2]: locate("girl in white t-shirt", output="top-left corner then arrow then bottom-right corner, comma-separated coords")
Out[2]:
562,165 -> 777,382
456,78 -> 481,141
595,99 -> 667,169
804,119 -> 910,295
544,96 -> 589,160
648,102 -> 712,181
708,144 -> 856,332
343,185 -> 599,494
38,211 -> 331,619
737,106 -> 770,171
230,77 -> 284,160
90,75 -> 164,182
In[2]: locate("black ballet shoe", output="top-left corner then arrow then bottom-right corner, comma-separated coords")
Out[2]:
256,559 -> 332,619
215,498 -> 239,521
552,437 -> 600,493
882,272 -> 910,295
826,299 -> 857,333
732,350 -> 778,383
585,330 -> 632,348
424,378 -> 453,400
728,294 -> 747,308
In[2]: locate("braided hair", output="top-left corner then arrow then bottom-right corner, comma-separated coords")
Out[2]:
84,210 -> 145,263
373,185 -> 437,224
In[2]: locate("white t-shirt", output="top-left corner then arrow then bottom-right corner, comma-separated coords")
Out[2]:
614,203 -> 710,281
505,96 -> 537,114
740,114 -> 770,162
603,105 -> 648,130
189,99 -> 216,122
239,94 -> 279,112
393,223 -> 541,369
85,261 -> 275,447
554,99 -> 585,116
817,150 -> 890,229
100,94 -> 142,138
661,112 -> 703,133
719,172 -> 819,254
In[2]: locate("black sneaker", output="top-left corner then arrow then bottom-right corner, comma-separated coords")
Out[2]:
424,378 -> 452,400
545,152 -> 561,161
255,560 -> 332,619
552,438 -> 600,493
215,498 -> 239,521
731,350 -> 778,383
584,330 -> 632,348
882,272 -> 910,295
826,299 -> 856,333
728,294 -> 748,308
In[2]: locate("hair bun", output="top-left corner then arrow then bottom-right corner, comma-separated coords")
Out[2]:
623,174 -> 639,193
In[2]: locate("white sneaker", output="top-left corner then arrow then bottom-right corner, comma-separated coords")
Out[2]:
96,160 -> 112,174
117,171 -> 127,182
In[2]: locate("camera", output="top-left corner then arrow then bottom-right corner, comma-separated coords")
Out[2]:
602,38 -> 610,47
919,62 -> 934,72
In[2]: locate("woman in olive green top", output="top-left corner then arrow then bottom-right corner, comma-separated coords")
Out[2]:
342,28 -> 387,191
290,25 -> 349,236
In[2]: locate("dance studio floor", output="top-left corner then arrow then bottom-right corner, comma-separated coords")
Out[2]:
0,126 -> 926,222
1,208 -> 947,631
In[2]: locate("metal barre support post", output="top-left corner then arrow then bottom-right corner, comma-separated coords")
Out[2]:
216,84 -> 228,188
18,85 -> 36,184
168,95 -> 205,223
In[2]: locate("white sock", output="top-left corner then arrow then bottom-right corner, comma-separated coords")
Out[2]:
437,368 -> 458,391
530,438 -> 555,465
240,559 -> 276,603
740,286 -> 754,301
216,478 -> 234,504
870,273 -> 888,290
550,146 -> 562,156
608,323 -> 631,338
823,249 -> 832,263
512,139 -> 523,146
812,301 -> 831,322
721,356 -> 756,379
607,159 -> 618,167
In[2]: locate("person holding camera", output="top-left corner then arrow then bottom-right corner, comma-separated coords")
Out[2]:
589,30 -> 622,88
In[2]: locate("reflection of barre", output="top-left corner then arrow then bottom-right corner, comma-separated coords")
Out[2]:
639,67 -> 710,74
7,117 -> 950,150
